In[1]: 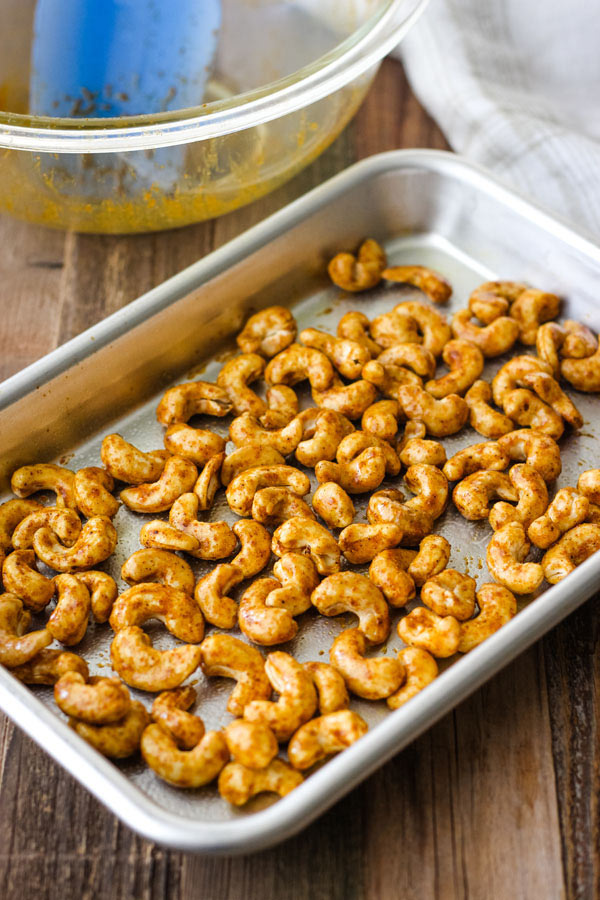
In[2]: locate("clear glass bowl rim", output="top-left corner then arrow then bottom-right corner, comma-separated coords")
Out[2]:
0,0 -> 428,152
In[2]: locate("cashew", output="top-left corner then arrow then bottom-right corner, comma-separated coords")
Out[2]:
54,672 -> 131,724
188,455 -> 222,513
327,238 -> 387,292
370,310 -> 423,349
151,686 -> 204,750
0,499 -> 42,551
465,380 -> 515,439
11,506 -> 82,550
421,569 -> 476,620
231,519 -> 272,578
169,493 -> 237,559
397,423 -> 447,468
164,423 -> 226,466
338,523 -> 404,564
521,371 -> 583,429
443,441 -> 509,482
458,584 -> 517,652
387,647 -> 438,709
312,482 -> 355,529
11,463 -> 76,509
142,724 -> 229,788
156,381 -> 232,425
497,428 -> 562,482
261,385 -> 299,428
48,573 -> 91,645
2,549 -> 55,611
397,384 -> 468,437
303,661 -> 349,714
139,519 -> 203,555
407,534 -> 451,587
219,758 -> 303,805
376,343 -> 437,378
329,628 -> 405,700
0,594 -> 52,667
361,399 -> 400,442
216,352 -> 266,416
74,467 -> 119,518
536,322 -> 566,375
451,308 -> 520,357
491,355 -> 553,407
100,433 -> 170,484
510,288 -> 560,345
195,564 -> 243,629
315,446 -> 387,494
265,343 -> 335,391
337,311 -> 382,357
251,486 -> 315,526
121,548 -> 195,595
71,701 -> 149,758
336,430 -> 401,477
311,571 -> 390,643
311,376 -> 378,420
383,264 -> 452,304
8,648 -> 88,684
226,465 -> 309,517
109,584 -> 205,643
403,464 -> 449,521
199,634 -> 271,715
295,408 -> 354,467
33,516 -> 118,572
244,651 -> 318,741
220,445 -> 286,486
425,339 -> 484,398
238,578 -> 298,646
560,320 -> 598,358
392,301 -> 452,356
299,327 -> 371,380
111,626 -> 201,691
269,553 -> 320,616
237,305 -> 297,357
272,517 -> 341,575
120,456 -> 198,513
368,549 -> 416,607
361,359 -> 421,401
367,489 -> 433,546
468,281 -> 527,322
488,463 -> 549,531
528,488 -> 590,549
561,343 -> 600,393
397,607 -> 460,658
288,709 -> 368,770
578,469 -> 600,504
501,389 -> 564,440
74,571 -> 118,623
542,524 -> 600,584
453,471 -> 518,521
224,719 -> 278,770
486,522 -> 543,594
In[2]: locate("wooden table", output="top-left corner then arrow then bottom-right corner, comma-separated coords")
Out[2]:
0,58 -> 593,900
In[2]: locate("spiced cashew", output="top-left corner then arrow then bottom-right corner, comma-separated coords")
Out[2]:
486,523 -> 544,594
387,647 -> 438,709
329,628 -> 405,700
109,584 -> 205,643
237,305 -> 297,357
458,584 -> 517,652
288,710 -> 368,770
327,238 -> 387,292
244,651 -> 318,741
54,672 -> 131,724
119,456 -> 198,513
156,381 -> 232,425
110,627 -> 202,691
272,517 -> 341,575
311,572 -> 390,643
0,594 -> 52,667
219,759 -> 303,806
11,463 -> 76,508
70,702 -> 149,759
542,524 -> 600,584
199,634 -> 271,716
100,433 -> 170,483
74,467 -> 119,518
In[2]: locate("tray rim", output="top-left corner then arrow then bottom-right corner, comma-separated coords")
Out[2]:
2,148 -> 600,853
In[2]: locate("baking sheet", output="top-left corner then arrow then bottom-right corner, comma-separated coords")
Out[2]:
1,150 -> 600,852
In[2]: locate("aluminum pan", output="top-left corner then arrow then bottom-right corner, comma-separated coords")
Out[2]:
1,150 -> 600,853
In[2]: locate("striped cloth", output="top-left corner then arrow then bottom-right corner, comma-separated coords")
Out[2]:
400,0 -> 600,236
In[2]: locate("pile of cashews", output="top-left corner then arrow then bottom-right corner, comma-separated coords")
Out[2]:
1,236 -> 600,809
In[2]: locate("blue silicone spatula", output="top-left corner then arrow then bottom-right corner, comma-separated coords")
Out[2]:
30,0 -> 222,117
29,0 -> 221,194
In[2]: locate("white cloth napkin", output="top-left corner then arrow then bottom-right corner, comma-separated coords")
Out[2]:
400,0 -> 600,237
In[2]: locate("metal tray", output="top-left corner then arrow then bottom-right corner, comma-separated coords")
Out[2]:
2,149 -> 600,854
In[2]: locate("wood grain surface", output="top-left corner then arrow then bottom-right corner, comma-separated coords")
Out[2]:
0,58 -> 592,900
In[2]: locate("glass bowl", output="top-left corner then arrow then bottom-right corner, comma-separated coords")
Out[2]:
0,0 -> 427,233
